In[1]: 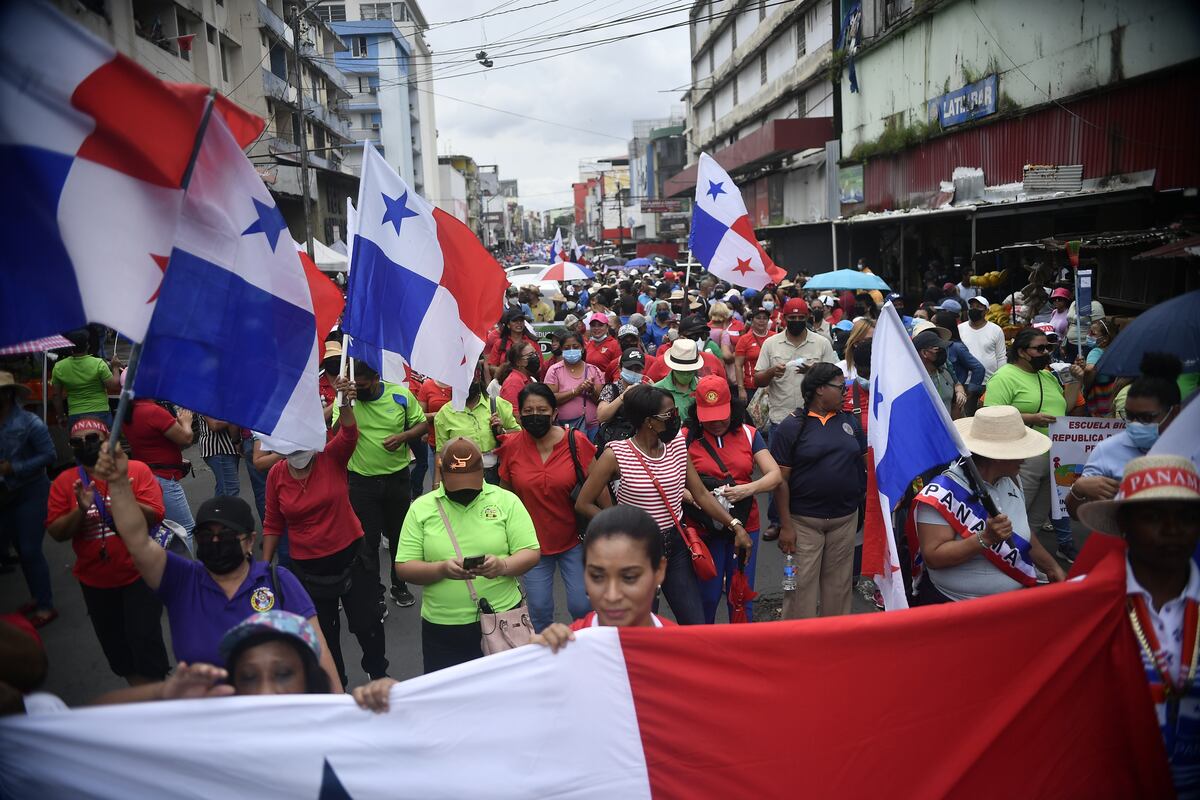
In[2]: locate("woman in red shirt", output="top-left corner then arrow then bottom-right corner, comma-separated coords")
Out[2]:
684,375 -> 781,623
531,505 -> 675,652
733,308 -> 772,404
45,418 -> 170,685
260,379 -> 388,688
497,340 -> 541,411
499,383 -> 595,631
485,309 -> 539,378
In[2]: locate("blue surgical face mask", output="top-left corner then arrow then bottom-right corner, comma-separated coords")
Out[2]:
762,301 -> 775,312
620,369 -> 642,386
1126,421 -> 1160,451
562,348 -> 583,364
1084,336 -> 1098,348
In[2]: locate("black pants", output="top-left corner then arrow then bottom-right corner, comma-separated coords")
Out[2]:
421,617 -> 482,674
293,541 -> 389,685
348,468 -> 411,595
80,578 -> 170,681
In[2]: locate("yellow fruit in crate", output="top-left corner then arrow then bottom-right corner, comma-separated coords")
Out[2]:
969,275 -> 982,286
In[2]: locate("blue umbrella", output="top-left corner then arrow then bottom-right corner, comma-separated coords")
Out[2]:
1095,289 -> 1200,377
802,269 -> 891,292
625,257 -> 653,267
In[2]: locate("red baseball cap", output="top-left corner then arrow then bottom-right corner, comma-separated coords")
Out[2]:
693,374 -> 731,423
782,298 -> 808,316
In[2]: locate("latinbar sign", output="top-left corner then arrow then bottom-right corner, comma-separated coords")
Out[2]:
928,74 -> 998,128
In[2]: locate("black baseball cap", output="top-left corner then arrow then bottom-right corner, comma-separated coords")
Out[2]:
679,314 -> 710,336
195,496 -> 256,535
620,348 -> 646,369
912,330 -> 948,351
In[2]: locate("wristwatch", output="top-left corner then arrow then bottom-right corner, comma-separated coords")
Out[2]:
728,518 -> 744,531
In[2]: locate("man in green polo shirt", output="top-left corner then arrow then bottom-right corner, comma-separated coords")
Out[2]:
395,438 -> 540,673
653,338 -> 704,418
333,360 -> 428,609
432,363 -> 520,486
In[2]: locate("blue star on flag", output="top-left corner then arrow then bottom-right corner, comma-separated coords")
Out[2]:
318,760 -> 353,799
706,180 -> 725,202
381,190 -> 419,235
240,197 -> 287,252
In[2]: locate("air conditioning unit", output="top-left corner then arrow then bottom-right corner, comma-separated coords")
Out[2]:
368,87 -> 377,95
371,123 -> 380,131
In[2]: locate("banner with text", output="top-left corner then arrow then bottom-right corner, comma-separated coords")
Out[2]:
1049,416 -> 1126,517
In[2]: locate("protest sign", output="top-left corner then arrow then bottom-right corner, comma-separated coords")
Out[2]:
1048,416 -> 1126,517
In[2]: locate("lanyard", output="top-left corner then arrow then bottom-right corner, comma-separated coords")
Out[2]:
1128,594 -> 1200,726
848,383 -> 867,430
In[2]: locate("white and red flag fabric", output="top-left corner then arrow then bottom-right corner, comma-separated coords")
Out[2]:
0,538 -> 1171,799
342,144 -> 507,405
0,1 -> 263,348
548,227 -> 565,263
688,153 -> 786,290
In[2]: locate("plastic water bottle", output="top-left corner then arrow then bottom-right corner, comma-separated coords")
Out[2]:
781,554 -> 797,592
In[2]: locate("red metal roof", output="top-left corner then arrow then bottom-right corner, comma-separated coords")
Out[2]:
664,118 -> 834,198
858,67 -> 1200,212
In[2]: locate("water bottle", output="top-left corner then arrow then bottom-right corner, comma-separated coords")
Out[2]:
781,553 -> 797,592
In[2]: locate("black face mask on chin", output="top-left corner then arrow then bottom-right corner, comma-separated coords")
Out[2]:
72,441 -> 103,468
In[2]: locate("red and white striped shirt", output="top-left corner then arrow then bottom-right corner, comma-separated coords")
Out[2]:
609,436 -> 688,531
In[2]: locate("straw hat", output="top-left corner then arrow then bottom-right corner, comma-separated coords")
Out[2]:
911,318 -> 951,341
322,339 -> 342,362
0,371 -> 31,402
952,405 -> 1049,461
1078,455 -> 1200,535
662,338 -> 703,372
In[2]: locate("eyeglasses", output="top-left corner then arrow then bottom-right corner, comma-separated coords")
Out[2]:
1125,408 -> 1171,424
823,382 -> 847,392
650,409 -> 679,422
69,433 -> 103,448
1027,344 -> 1054,353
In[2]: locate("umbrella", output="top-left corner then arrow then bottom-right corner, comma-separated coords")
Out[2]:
625,257 -> 653,268
727,559 -> 758,624
537,262 -> 594,281
802,269 -> 891,292
0,334 -> 73,355
1095,289 -> 1200,376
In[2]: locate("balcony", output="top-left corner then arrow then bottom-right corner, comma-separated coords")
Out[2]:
300,40 -> 351,97
348,127 -> 382,146
303,95 -> 352,140
261,67 -> 296,105
341,94 -> 380,112
257,2 -> 293,47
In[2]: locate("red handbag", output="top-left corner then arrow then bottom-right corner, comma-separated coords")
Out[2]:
629,444 -> 717,581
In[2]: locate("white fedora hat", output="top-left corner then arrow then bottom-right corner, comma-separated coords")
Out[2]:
953,405 -> 1050,461
662,338 -> 703,372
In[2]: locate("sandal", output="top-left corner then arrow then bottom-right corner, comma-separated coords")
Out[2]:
29,609 -> 59,629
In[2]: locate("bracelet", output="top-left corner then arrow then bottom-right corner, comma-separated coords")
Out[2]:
976,533 -> 988,549
1069,485 -> 1087,502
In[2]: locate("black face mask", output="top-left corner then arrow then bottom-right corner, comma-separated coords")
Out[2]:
811,309 -> 824,322
657,415 -> 681,444
786,319 -> 808,336
1028,353 -> 1052,370
72,440 -> 103,468
445,487 -> 481,506
932,349 -> 948,368
520,413 -> 553,439
196,536 -> 247,575
356,381 -> 383,402
524,354 -> 541,372
853,341 -> 873,374
967,308 -> 985,323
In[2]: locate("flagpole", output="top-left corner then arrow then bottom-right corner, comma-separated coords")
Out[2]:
109,90 -> 219,452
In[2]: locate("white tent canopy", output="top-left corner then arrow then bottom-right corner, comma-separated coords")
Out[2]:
294,238 -> 348,273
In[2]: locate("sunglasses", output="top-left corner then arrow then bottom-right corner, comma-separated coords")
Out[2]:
69,433 -> 103,448
650,409 -> 679,421
1027,344 -> 1054,353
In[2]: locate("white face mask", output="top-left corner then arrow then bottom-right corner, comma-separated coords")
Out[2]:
286,450 -> 315,470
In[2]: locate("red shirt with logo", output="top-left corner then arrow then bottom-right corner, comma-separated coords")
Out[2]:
685,424 -> 766,531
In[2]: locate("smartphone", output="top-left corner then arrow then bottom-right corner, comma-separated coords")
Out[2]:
462,555 -> 486,570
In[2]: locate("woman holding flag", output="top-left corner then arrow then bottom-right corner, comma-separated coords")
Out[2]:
913,406 -> 1065,604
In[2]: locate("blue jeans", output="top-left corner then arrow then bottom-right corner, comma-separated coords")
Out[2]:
524,544 -> 591,632
155,475 -> 194,535
410,441 -> 429,497
0,475 -> 53,610
656,526 -> 705,625
204,454 -> 240,497
242,438 -> 268,525
69,411 -> 113,429
700,528 -> 760,623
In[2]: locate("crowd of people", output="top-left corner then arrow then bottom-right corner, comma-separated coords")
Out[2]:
0,257 -> 1196,795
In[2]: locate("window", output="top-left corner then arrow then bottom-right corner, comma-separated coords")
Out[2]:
353,35 -> 368,58
797,92 -> 807,119
315,4 -> 346,22
710,103 -> 716,126
796,22 -> 806,57
759,0 -> 766,21
206,23 -> 215,45
708,48 -> 714,74
730,19 -> 737,50
176,10 -> 190,62
394,2 -> 411,22
326,185 -> 340,214
759,52 -> 766,85
361,2 -> 392,20
219,39 -> 230,82
732,79 -> 738,105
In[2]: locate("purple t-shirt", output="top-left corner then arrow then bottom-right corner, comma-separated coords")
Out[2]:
155,552 -> 316,667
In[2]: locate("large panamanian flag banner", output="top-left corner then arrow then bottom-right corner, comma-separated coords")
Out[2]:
688,153 -> 787,290
343,144 -> 508,404
0,539 -> 1171,798
0,1 -> 263,349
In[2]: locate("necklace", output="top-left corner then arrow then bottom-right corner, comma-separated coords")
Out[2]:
1127,594 -> 1200,728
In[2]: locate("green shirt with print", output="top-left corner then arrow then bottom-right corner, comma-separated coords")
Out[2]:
653,371 -> 698,418
983,364 -> 1066,435
331,382 -> 425,475
51,355 -> 112,415
433,395 -> 520,453
396,483 -> 540,625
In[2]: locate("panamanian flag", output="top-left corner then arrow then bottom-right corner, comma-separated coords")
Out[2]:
688,153 -> 786,290
0,1 -> 263,348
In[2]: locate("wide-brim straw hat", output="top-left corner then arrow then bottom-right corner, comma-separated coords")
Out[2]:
1078,455 -> 1200,535
911,318 -> 951,341
0,371 -> 31,402
953,405 -> 1050,461
662,338 -> 703,372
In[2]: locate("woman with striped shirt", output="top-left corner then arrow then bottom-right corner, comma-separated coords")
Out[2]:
575,384 -> 750,625
197,416 -> 241,498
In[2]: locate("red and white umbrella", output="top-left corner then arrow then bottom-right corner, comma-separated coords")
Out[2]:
0,334 -> 73,355
537,262 -> 594,281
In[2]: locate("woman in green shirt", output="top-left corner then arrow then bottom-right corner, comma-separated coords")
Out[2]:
984,327 -> 1081,563
395,437 -> 540,673
51,331 -> 121,427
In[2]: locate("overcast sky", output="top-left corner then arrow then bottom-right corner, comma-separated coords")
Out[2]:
421,0 -> 690,212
